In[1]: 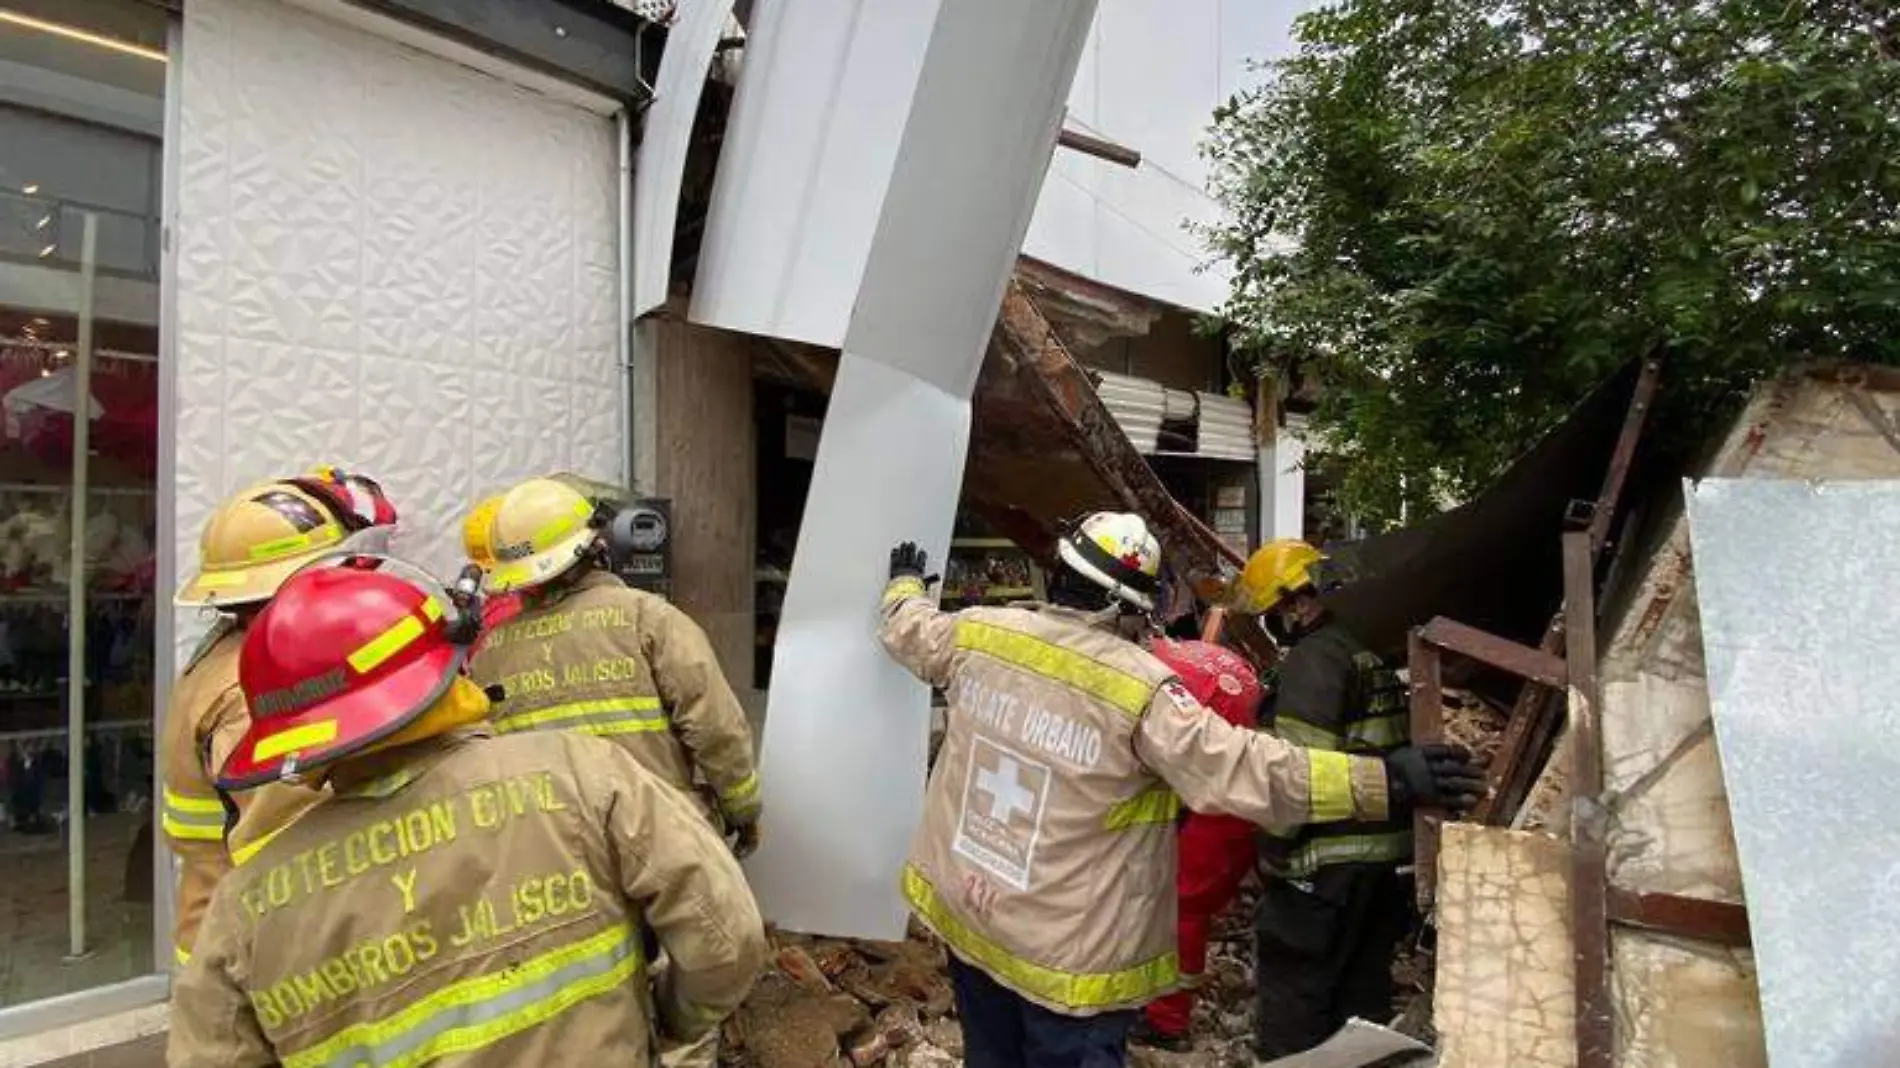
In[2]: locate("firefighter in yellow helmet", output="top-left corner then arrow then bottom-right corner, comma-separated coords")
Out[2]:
877,513 -> 1483,1068
461,494 -> 523,638
1231,538 -> 1476,1060
163,468 -> 397,968
168,555 -> 766,1068
465,478 -> 761,848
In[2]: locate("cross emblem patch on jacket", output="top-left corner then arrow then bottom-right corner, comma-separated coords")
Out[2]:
953,737 -> 1051,891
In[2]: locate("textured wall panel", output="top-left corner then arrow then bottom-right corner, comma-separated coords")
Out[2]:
175,0 -> 621,654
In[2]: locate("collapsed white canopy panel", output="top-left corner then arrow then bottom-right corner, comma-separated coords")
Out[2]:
686,0 -> 938,348
744,0 -> 1098,941
1686,478 -> 1900,1068
174,0 -> 621,656
631,0 -> 734,318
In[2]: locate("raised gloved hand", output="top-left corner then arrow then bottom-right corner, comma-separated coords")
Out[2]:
890,542 -> 929,580
729,818 -> 762,860
1384,743 -> 1486,813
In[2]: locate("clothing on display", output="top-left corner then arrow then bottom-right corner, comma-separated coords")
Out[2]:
0,344 -> 159,479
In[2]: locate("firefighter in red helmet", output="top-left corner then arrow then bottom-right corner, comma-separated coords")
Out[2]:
1131,638 -> 1266,1051
169,556 -> 766,1068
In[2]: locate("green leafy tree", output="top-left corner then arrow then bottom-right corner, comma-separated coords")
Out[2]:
1206,0 -> 1900,527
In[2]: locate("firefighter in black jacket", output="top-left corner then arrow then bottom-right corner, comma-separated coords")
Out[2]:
1230,539 -> 1481,1059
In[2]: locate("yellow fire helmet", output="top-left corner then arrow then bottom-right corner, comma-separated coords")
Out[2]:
1231,538 -> 1327,616
479,477 -> 601,593
1056,511 -> 1162,610
462,494 -> 504,570
175,481 -> 352,608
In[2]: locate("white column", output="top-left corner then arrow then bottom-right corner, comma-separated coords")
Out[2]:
1258,412 -> 1307,542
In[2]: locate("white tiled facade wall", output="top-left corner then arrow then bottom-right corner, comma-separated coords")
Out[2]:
174,0 -> 623,652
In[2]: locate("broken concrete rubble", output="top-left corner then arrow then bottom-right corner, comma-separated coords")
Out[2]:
726,909 -> 1270,1068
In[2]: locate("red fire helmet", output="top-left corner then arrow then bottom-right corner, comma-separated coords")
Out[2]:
296,464 -> 400,532
219,561 -> 464,790
1150,638 -> 1263,730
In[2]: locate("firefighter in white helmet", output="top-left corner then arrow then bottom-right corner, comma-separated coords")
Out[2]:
163,466 -> 398,967
878,512 -> 1483,1068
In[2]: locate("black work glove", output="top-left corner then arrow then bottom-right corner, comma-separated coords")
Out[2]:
729,818 -> 762,860
1384,743 -> 1486,813
889,542 -> 938,585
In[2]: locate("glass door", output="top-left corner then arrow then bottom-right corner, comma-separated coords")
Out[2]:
0,0 -> 166,1009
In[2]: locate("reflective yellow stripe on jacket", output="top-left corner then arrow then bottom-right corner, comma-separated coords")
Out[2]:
903,864 -> 1177,1010
1306,751 -> 1355,823
883,576 -> 928,605
1103,785 -> 1179,830
719,772 -> 762,820
492,698 -> 668,738
953,622 -> 1155,718
162,787 -> 225,843
282,923 -> 642,1068
1276,713 -> 1406,752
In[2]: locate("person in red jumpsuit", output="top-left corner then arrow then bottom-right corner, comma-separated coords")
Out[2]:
1132,637 -> 1266,1050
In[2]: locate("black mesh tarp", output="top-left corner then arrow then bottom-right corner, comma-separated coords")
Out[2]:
1319,358 -> 1647,661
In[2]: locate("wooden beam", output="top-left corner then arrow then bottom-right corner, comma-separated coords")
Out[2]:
993,283 -> 1277,670
1565,531 -> 1614,1068
1418,617 -> 1569,689
1408,629 -> 1447,912
1607,888 -> 1751,948
1057,127 -> 1141,168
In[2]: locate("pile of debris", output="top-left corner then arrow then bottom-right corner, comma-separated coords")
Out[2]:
723,925 -> 958,1068
724,911 -> 1266,1068
1437,687 -> 1508,770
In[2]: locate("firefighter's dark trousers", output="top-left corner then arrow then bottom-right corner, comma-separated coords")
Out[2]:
949,956 -> 1137,1068
1251,867 -> 1413,1060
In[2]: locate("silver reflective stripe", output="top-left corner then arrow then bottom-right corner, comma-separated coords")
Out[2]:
292,925 -> 640,1068
492,699 -> 668,736
1344,714 -> 1407,749
162,788 -> 227,842
1279,831 -> 1414,878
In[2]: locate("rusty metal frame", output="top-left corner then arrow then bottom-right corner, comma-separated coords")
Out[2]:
1407,630 -> 1449,908
1475,355 -> 1662,824
1417,618 -> 1568,689
1607,888 -> 1752,948
1405,358 -> 1675,1068
1564,529 -> 1614,1068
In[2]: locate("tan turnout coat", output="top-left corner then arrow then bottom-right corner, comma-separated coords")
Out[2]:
878,576 -> 1388,1016
159,624 -> 324,965
470,571 -> 761,826
168,728 -> 767,1068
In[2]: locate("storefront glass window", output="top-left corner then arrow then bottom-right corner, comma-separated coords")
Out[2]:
0,0 -> 167,1010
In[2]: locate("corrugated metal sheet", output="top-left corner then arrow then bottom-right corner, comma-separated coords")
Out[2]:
1092,369 -> 1164,452
1196,391 -> 1255,461
1091,371 -> 1254,461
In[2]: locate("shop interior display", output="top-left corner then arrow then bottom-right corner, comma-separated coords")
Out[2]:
941,536 -> 1043,606
0,321 -> 158,839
